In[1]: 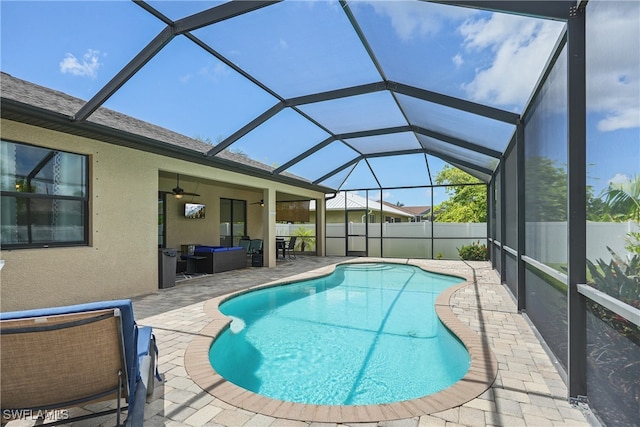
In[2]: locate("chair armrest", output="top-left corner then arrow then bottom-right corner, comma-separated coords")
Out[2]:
136,326 -> 158,397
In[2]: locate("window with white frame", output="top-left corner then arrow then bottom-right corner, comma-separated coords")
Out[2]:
0,140 -> 89,248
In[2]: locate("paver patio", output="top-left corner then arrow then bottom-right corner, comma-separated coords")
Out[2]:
4,257 -> 594,426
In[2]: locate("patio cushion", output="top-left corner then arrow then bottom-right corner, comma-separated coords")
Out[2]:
0,299 -> 152,425
194,246 -> 226,253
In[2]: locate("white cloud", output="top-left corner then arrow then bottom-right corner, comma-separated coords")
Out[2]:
452,54 -> 463,68
459,14 -> 564,107
597,107 -> 640,132
276,38 -> 288,50
587,2 -> 640,132
59,49 -> 102,78
458,2 -> 639,131
201,62 -> 231,79
609,173 -> 631,185
181,61 -> 231,84
364,1 -> 473,41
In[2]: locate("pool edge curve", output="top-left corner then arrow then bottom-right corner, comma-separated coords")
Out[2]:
184,259 -> 498,423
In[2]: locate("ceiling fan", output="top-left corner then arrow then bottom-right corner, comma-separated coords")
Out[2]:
162,174 -> 200,199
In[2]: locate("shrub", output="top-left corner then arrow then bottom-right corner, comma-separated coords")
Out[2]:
587,247 -> 639,311
457,241 -> 488,261
292,227 -> 315,252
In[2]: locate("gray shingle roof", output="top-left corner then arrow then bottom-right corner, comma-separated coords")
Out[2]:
0,72 -> 307,180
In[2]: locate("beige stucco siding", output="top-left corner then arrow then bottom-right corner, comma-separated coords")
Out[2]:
1,119 -> 159,311
0,119 -> 324,311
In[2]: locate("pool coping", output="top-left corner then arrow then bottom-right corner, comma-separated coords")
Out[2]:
184,258 -> 498,423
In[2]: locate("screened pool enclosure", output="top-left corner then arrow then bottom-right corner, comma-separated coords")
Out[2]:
2,0 -> 639,425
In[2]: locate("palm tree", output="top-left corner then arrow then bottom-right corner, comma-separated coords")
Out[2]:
292,227 -> 315,253
602,175 -> 640,254
602,175 -> 640,222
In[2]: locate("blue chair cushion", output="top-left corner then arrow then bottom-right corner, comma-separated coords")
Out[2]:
194,246 -> 225,253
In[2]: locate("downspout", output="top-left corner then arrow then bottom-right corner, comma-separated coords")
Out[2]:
361,209 -> 372,224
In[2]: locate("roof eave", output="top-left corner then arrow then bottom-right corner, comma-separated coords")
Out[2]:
1,98 -> 335,194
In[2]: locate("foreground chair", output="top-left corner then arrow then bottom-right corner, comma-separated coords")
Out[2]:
0,299 -> 158,426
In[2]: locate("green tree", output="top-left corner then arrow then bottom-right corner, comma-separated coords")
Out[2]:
524,157 -> 609,222
525,156 -> 568,222
433,166 -> 486,222
587,194 -> 609,221
602,175 -> 640,222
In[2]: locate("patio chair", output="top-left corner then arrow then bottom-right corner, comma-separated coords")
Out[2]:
0,299 -> 158,427
284,236 -> 297,259
248,239 -> 264,267
248,239 -> 263,255
276,238 -> 286,258
239,238 -> 251,254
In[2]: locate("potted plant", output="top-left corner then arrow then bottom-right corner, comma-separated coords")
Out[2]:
292,227 -> 315,253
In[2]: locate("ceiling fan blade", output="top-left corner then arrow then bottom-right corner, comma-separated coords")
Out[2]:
160,175 -> 200,197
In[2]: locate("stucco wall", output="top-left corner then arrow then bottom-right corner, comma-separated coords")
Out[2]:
0,119 -> 324,311
1,119 -> 159,311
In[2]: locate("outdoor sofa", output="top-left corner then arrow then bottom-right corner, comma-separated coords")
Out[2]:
193,245 -> 247,273
0,299 -> 158,426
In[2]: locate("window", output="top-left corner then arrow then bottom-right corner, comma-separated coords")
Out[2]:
1,140 -> 89,248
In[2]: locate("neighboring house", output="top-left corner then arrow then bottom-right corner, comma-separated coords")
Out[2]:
380,203 -> 433,222
308,192 -> 414,224
0,73 -> 327,311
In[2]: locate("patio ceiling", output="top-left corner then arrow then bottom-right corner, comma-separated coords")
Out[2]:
32,1 -> 572,191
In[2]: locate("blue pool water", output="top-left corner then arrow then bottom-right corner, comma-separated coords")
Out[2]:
209,263 -> 470,405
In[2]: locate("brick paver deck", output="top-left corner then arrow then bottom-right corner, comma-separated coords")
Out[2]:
5,257 -> 593,426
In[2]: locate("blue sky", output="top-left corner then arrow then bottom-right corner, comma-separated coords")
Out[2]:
1,0 -> 638,207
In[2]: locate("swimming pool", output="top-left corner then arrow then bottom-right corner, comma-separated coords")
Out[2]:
209,263 -> 470,405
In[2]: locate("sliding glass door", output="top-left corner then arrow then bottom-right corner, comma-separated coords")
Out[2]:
220,198 -> 246,247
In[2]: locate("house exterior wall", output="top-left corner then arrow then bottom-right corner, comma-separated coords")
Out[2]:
0,119 -> 324,311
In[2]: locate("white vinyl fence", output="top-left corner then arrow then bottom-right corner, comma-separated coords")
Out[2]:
526,221 -> 638,264
276,221 -> 637,262
326,222 -> 487,259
